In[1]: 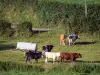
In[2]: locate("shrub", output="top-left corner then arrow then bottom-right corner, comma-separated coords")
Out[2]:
0,20 -> 14,37
17,22 -> 33,38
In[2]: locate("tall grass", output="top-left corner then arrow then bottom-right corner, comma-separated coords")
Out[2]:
0,61 -> 100,75
0,61 -> 41,72
0,0 -> 100,74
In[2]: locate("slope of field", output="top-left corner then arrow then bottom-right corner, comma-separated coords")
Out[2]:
0,29 -> 100,74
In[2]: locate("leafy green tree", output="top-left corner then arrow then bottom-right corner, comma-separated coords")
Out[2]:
0,20 -> 13,37
17,22 -> 33,38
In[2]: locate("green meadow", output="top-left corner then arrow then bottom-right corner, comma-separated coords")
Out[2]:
42,0 -> 100,4
0,0 -> 100,75
0,30 -> 100,75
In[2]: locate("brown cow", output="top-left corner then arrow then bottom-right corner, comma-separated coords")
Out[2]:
60,52 -> 82,62
60,34 -> 65,46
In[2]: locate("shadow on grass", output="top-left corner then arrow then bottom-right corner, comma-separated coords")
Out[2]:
75,41 -> 97,45
0,44 -> 16,51
0,40 -> 7,43
75,60 -> 100,63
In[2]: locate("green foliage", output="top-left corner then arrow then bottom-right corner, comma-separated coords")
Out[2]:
69,63 -> 100,74
37,2 -> 100,34
17,22 -> 33,38
0,20 -> 13,37
0,0 -> 100,34
0,61 -> 41,72
1,62 -> 100,75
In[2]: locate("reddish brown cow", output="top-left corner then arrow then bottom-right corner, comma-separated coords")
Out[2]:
60,52 -> 82,62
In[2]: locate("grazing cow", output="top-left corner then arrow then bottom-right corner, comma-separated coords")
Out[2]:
42,44 -> 54,52
60,34 -> 65,46
42,45 -> 54,58
67,34 -> 80,46
46,45 -> 54,52
45,52 -> 60,64
60,52 -> 82,63
25,51 -> 43,63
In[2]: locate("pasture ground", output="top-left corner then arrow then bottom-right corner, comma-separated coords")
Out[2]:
0,29 -> 100,75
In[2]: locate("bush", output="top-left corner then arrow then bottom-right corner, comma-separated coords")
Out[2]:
17,22 -> 33,38
0,20 -> 14,37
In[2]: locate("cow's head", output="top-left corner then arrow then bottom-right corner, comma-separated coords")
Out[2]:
42,46 -> 46,50
77,53 -> 82,58
74,53 -> 82,58
42,45 -> 54,52
46,45 -> 54,52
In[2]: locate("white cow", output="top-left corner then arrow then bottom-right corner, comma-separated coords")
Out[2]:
44,52 -> 60,64
67,34 -> 80,46
16,42 -> 37,52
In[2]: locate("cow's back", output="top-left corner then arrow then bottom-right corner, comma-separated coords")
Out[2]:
26,51 -> 42,59
45,52 -> 60,58
45,52 -> 55,58
60,52 -> 71,59
60,52 -> 82,61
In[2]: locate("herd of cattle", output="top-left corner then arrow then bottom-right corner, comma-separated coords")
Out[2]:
25,44 -> 82,64
60,33 -> 80,46
16,34 -> 81,64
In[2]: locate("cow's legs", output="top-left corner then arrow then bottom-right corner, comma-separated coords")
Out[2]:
35,59 -> 38,63
61,58 -> 64,62
62,40 -> 65,46
72,39 -> 76,44
68,39 -> 72,46
26,56 -> 31,63
53,58 -> 55,64
61,58 -> 63,62
45,58 -> 48,63
60,40 -> 65,46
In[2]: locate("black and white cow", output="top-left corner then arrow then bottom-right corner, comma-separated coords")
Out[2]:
25,44 -> 54,63
67,34 -> 80,46
42,45 -> 54,52
42,44 -> 54,58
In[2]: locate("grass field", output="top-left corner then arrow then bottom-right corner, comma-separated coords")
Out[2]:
41,0 -> 100,4
0,29 -> 100,75
0,0 -> 100,74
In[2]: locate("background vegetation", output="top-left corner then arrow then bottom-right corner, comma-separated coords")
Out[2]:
0,20 -> 13,38
0,0 -> 100,35
0,0 -> 100,75
17,22 -> 33,38
0,31 -> 100,74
